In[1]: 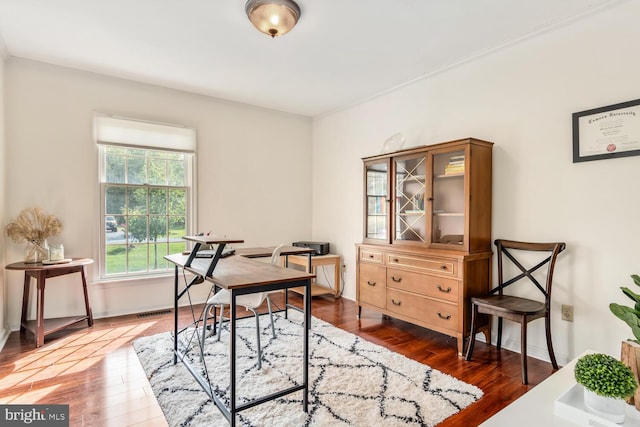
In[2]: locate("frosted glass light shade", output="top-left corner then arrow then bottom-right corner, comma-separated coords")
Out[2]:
245,0 -> 300,38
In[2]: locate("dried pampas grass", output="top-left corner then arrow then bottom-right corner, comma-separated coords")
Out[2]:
5,207 -> 62,244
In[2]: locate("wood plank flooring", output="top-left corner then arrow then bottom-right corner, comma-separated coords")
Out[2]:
0,293 -> 556,426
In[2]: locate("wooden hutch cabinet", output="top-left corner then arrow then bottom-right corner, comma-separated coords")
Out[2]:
356,137 -> 493,355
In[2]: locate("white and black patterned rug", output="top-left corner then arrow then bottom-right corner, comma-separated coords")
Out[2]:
133,311 -> 483,426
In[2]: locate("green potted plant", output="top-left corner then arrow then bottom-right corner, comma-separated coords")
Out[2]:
574,353 -> 638,423
609,274 -> 640,410
610,274 -> 640,344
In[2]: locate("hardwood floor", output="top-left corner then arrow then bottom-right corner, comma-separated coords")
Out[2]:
0,293 -> 556,426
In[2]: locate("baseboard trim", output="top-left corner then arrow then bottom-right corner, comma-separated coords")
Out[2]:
495,336 -> 571,367
0,327 -> 10,351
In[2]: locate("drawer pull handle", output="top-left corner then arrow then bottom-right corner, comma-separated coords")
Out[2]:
393,258 -> 399,263
391,299 -> 402,306
437,312 -> 451,320
368,254 -> 374,258
437,285 -> 452,293
440,265 -> 448,270
367,281 -> 377,286
391,276 -> 402,283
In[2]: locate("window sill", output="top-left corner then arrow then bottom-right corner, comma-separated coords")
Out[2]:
93,272 -> 175,288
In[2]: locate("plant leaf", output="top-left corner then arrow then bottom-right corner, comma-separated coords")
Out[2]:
621,286 -> 640,303
632,274 -> 640,288
610,303 -> 640,341
610,303 -> 640,321
633,324 -> 640,343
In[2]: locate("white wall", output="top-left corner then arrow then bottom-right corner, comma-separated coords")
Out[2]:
0,34 -> 8,347
312,1 -> 640,364
4,59 -> 312,329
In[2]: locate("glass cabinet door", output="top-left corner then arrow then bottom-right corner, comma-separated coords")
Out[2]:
430,148 -> 466,247
393,154 -> 426,243
365,161 -> 389,241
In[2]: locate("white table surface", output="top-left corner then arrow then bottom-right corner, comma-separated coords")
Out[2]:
480,350 -> 640,426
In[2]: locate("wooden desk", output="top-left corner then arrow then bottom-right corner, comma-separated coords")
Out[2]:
165,238 -> 315,427
6,258 -> 94,348
286,254 -> 341,297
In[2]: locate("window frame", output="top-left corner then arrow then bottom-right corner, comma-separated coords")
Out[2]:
97,144 -> 195,281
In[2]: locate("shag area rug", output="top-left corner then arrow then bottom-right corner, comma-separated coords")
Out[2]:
133,311 -> 483,426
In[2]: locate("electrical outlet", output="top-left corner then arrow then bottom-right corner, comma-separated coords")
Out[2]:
561,304 -> 574,322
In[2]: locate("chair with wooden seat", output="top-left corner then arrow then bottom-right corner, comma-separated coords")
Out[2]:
201,244 -> 284,369
465,239 -> 566,384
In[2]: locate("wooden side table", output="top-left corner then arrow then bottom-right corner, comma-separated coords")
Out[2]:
6,258 -> 94,347
286,254 -> 341,297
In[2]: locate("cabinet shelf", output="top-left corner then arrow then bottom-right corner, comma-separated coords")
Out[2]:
435,173 -> 464,179
433,212 -> 464,217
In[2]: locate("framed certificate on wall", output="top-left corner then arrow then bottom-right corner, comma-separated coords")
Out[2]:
572,98 -> 640,163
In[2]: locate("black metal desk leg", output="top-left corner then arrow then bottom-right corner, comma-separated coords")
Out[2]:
230,291 -> 237,427
205,243 -> 227,277
284,255 -> 289,319
173,265 -> 178,364
307,254 -> 313,330
303,279 -> 310,412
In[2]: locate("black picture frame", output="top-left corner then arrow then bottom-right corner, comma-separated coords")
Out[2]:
572,98 -> 640,163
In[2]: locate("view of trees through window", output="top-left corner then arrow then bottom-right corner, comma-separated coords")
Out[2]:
103,146 -> 190,276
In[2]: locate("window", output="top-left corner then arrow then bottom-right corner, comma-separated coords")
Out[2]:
96,115 -> 195,279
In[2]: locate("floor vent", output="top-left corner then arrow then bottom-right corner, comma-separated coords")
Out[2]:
137,309 -> 171,318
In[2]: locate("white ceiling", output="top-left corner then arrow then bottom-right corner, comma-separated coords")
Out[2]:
0,0 -> 619,117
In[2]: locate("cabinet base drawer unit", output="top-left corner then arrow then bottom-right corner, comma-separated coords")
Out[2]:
356,244 -> 491,356
387,289 -> 458,335
358,263 -> 386,308
360,249 -> 384,263
386,268 -> 459,303
387,254 -> 457,276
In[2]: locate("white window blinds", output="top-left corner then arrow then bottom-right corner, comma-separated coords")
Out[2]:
95,115 -> 196,153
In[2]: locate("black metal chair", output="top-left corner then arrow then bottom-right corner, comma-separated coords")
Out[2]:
465,239 -> 566,384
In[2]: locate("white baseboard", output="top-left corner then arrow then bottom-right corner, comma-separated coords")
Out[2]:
6,301 -> 204,332
0,327 -> 10,351
488,335 -> 571,367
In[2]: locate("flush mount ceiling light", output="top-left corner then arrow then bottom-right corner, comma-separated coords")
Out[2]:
245,0 -> 301,38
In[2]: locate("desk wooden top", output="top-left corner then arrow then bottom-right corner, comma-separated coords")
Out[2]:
165,252 -> 315,290
234,246 -> 314,258
288,253 -> 340,260
182,235 -> 244,245
209,256 -> 315,289
5,258 -> 93,271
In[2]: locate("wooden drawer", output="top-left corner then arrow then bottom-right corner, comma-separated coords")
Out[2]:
386,288 -> 458,332
386,268 -> 459,303
360,249 -> 384,264
358,263 -> 386,308
387,253 -> 457,276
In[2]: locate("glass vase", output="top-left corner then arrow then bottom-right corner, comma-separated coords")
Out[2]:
24,240 -> 49,263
